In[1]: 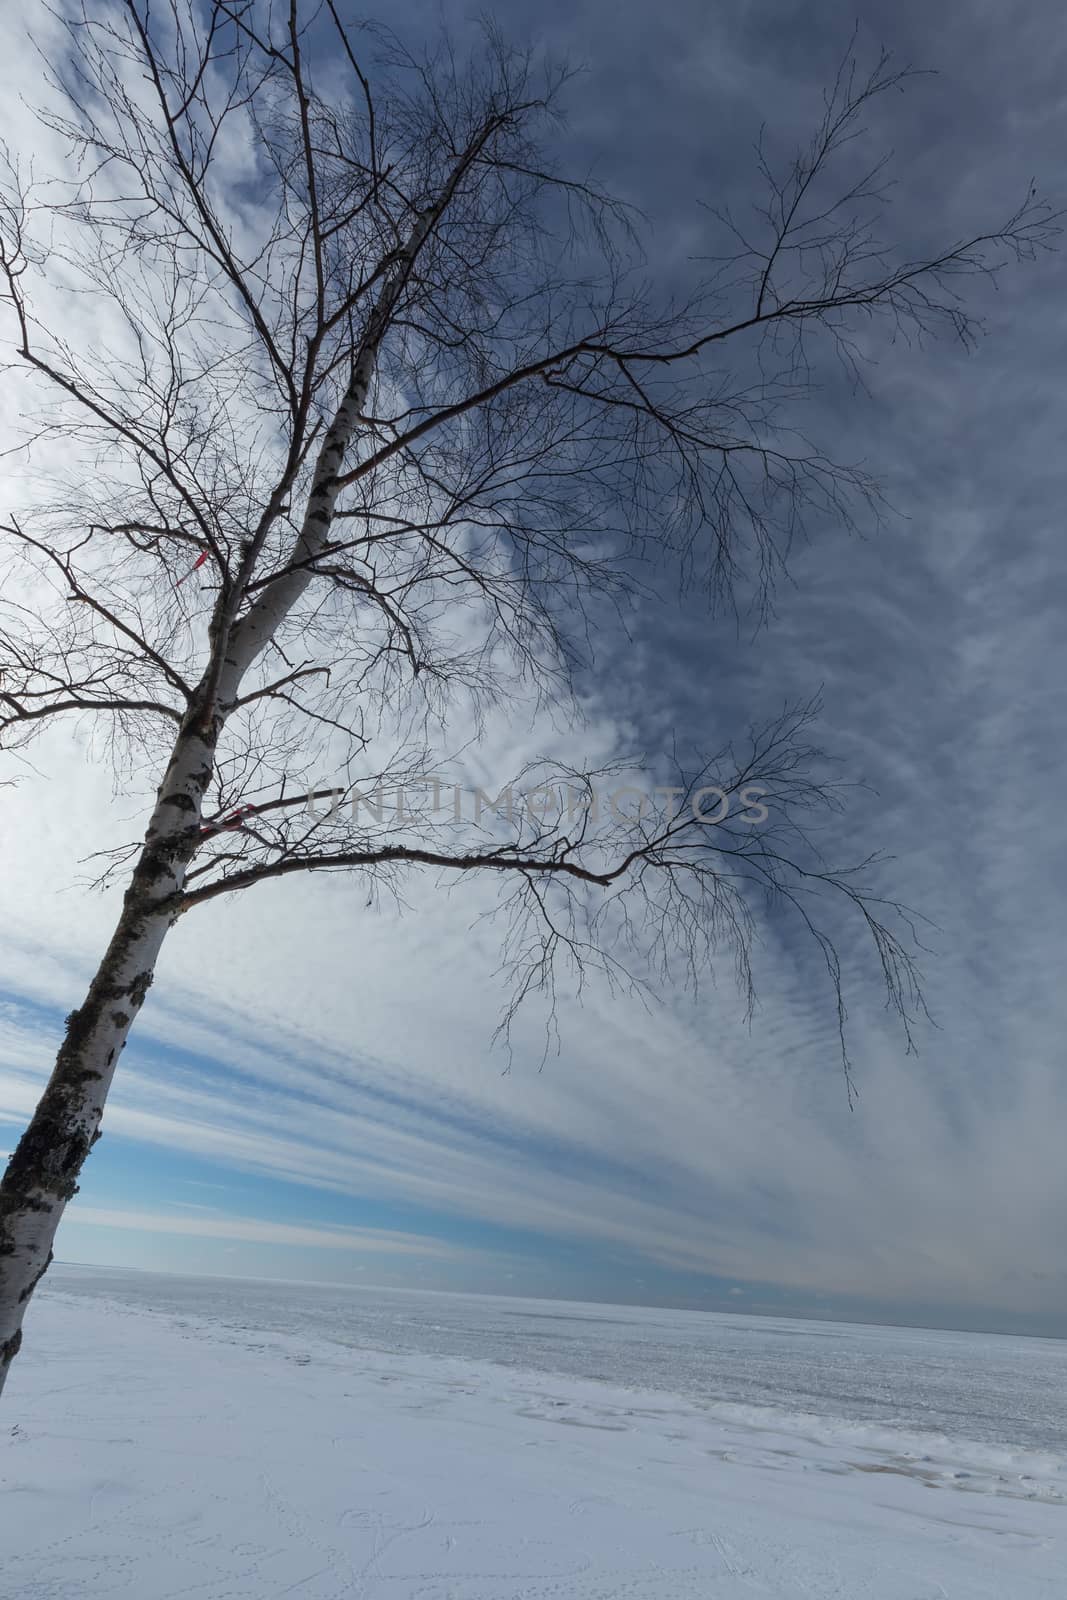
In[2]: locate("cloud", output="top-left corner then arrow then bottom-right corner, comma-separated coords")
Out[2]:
2,0 -> 1066,1336
59,1205 -> 465,1258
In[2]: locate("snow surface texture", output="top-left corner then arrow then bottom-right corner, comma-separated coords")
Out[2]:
1,1269 -> 1064,1599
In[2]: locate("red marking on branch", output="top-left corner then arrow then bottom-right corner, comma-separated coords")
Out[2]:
198,804 -> 257,836
176,550 -> 209,587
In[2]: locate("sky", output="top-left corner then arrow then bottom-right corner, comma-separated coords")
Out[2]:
1,0 -> 1066,1339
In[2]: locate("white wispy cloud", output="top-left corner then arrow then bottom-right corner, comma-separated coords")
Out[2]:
61,1206 -> 466,1258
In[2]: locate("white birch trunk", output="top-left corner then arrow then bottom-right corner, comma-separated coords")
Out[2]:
0,709 -> 219,1393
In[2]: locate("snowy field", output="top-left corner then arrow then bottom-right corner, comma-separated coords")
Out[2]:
1,1268 -> 1063,1598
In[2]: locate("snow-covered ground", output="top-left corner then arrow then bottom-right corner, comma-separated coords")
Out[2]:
1,1270 -> 1063,1598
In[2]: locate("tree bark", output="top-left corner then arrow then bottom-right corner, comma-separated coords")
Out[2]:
0,703 -> 219,1395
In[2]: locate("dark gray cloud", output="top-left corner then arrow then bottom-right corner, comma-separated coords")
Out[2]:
364,0 -> 1067,1330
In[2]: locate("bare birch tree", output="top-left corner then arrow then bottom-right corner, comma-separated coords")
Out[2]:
0,1 -> 1054,1394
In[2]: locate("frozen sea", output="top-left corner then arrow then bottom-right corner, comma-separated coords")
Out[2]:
4,1264 -> 1064,1598
45,1261 -> 1067,1455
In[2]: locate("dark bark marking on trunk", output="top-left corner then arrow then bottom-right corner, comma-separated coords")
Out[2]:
128,971 -> 153,1008
17,1249 -> 53,1305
